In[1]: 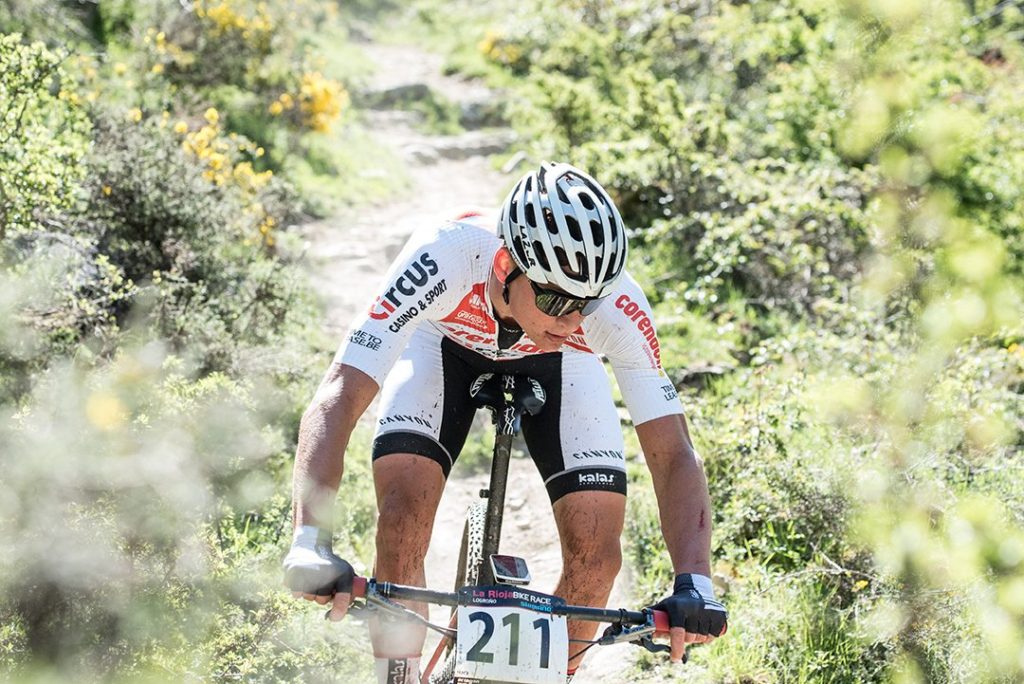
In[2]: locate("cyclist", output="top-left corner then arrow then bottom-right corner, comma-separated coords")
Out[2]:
283,162 -> 727,683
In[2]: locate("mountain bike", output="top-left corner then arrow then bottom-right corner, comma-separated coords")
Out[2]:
346,373 -> 675,684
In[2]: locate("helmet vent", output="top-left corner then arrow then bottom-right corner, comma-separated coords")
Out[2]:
543,207 -> 559,234
565,215 -> 582,241
590,220 -> 604,247
525,202 -> 537,228
556,183 -> 570,204
579,193 -> 595,210
510,199 -> 519,223
555,246 -> 587,282
512,235 -> 529,266
532,241 -> 551,270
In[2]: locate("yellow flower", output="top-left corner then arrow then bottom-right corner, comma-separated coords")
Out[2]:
173,121 -> 189,134
268,101 -> 284,116
297,71 -> 346,133
113,62 -> 128,75
255,147 -> 264,157
151,63 -> 165,74
279,93 -> 294,109
102,186 -> 112,196
204,107 -> 219,125
127,107 -> 143,123
86,391 -> 127,431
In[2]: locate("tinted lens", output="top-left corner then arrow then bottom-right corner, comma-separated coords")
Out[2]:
531,285 -> 605,317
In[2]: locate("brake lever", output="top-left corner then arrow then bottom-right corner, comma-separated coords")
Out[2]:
636,635 -> 671,654
597,621 -> 655,646
340,602 -> 372,621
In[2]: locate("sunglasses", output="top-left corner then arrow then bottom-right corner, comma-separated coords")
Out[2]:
505,268 -> 605,317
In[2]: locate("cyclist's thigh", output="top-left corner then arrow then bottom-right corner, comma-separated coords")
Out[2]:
552,490 -> 627,549
521,352 -> 627,503
373,326 -> 476,479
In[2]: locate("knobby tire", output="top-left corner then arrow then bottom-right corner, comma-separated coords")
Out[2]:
429,501 -> 488,684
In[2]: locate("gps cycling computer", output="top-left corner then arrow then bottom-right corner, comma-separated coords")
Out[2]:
490,554 -> 531,586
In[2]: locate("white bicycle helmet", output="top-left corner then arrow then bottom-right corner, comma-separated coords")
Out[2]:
499,161 -> 628,299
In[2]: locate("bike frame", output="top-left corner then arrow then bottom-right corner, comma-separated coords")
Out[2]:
477,377 -> 521,585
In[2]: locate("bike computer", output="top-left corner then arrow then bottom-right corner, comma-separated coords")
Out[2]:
490,554 -> 531,586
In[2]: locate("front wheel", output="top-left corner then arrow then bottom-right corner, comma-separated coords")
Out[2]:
455,500 -> 488,589
430,501 -> 488,684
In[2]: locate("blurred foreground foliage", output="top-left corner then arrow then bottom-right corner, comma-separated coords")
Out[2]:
424,0 -> 1024,679
0,317 -> 378,679
0,4 -> 382,680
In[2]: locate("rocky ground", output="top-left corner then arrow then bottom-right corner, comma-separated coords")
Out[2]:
299,34 -> 639,683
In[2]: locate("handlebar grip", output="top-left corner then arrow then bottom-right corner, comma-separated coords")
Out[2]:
653,609 -> 670,637
352,576 -> 367,599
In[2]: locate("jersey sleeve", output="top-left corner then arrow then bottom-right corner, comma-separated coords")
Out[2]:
584,273 -> 684,425
332,223 -> 463,386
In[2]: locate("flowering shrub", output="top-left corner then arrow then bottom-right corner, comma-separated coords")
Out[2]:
0,35 -> 91,240
268,70 -> 349,134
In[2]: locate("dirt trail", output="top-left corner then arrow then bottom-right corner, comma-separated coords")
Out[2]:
301,37 -> 636,683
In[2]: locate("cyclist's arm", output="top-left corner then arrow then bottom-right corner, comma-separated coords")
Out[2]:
634,412 -> 712,577
291,362 -> 378,529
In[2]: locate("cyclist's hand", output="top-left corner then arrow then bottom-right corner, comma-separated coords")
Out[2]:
282,525 -> 354,622
652,573 -> 727,663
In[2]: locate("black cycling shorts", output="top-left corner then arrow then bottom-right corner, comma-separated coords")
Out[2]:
371,326 -> 627,503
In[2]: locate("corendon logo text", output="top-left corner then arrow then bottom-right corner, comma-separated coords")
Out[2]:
615,294 -> 662,366
368,253 -> 440,320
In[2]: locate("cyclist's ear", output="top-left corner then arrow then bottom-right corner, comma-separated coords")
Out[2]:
493,246 -> 516,283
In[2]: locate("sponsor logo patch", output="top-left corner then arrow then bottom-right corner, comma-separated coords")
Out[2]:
379,414 -> 433,429
386,659 -> 408,684
348,329 -> 382,351
572,449 -> 624,461
368,252 -> 441,320
440,283 -> 494,334
615,294 -> 662,367
661,383 -> 678,401
578,472 -> 619,486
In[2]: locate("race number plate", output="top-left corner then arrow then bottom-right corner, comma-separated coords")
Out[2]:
454,586 -> 568,683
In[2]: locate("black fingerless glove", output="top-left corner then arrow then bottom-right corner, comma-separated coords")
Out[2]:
652,573 -> 728,636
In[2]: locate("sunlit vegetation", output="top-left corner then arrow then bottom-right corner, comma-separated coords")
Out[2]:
433,0 -> 1023,679
2,0 -> 1022,681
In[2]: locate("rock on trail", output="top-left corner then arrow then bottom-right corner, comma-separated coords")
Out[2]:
299,37 -> 637,682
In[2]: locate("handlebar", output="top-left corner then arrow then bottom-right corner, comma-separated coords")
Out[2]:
350,576 -> 671,637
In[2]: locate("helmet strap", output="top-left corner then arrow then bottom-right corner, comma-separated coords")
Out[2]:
502,266 -> 522,306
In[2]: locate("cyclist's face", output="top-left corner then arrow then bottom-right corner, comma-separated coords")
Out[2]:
505,270 -> 587,352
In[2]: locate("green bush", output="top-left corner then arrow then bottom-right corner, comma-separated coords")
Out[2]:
78,109 -> 319,374
0,34 -> 90,240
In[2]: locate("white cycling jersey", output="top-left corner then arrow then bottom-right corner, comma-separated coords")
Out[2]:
335,212 -> 682,426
